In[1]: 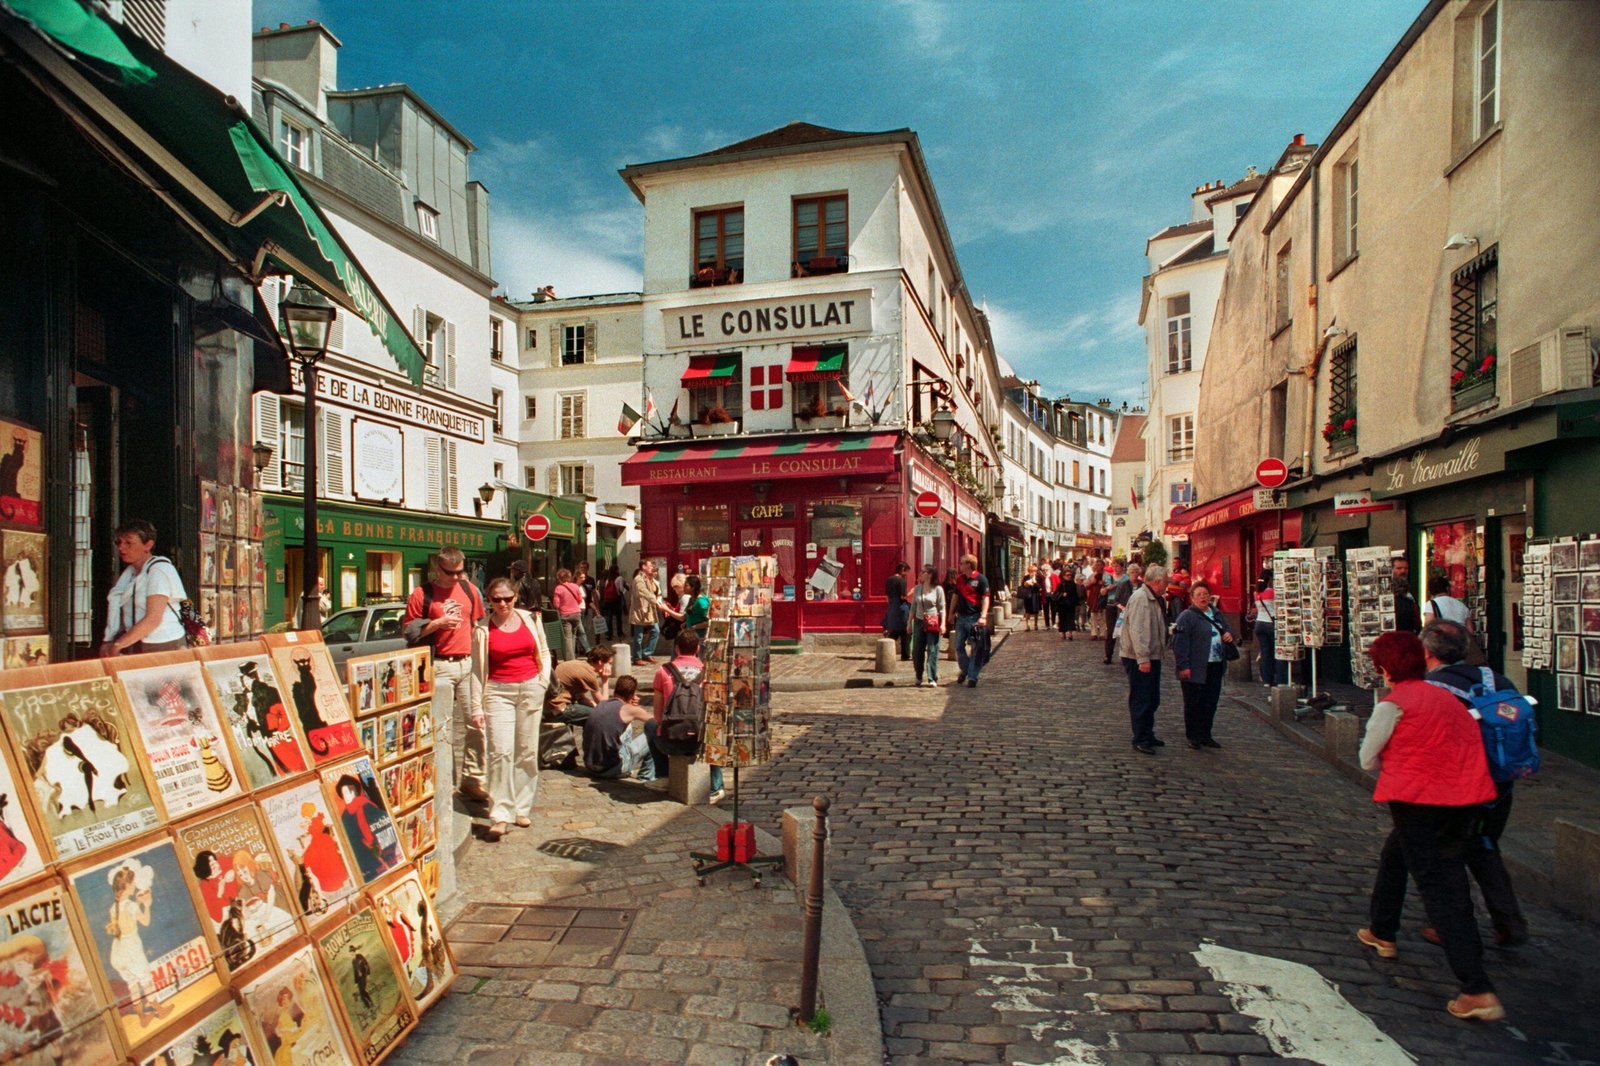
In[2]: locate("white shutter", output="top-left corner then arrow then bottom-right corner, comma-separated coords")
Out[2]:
444,440 -> 459,512
319,408 -> 346,497
550,325 -> 562,368
584,319 -> 597,363
583,462 -> 595,497
413,306 -> 427,360
444,320 -> 457,388
426,436 -> 443,511
252,392 -> 282,491
326,311 -> 345,353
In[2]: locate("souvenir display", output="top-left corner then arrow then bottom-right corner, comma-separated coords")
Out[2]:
416,851 -> 438,899
320,757 -> 404,886
257,780 -> 357,918
110,659 -> 244,819
374,870 -> 454,1011
697,555 -> 774,767
1344,546 -> 1397,689
197,649 -> 310,789
199,481 -> 218,534
0,673 -> 160,861
238,947 -> 350,1066
1,530 -> 46,631
264,636 -> 360,765
174,806 -> 299,974
1522,542 -> 1553,670
67,838 -> 221,1047
0,738 -> 46,888
138,997 -> 261,1066
0,419 -> 43,526
22,1013 -> 123,1066
216,493 -> 235,546
2,633 -> 50,669
315,906 -> 414,1064
0,881 -> 107,1061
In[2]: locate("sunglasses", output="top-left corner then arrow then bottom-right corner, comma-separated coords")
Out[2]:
440,567 -> 465,577
489,595 -> 516,603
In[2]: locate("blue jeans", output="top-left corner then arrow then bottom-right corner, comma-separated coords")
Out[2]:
912,626 -> 940,683
1254,621 -> 1278,685
1123,657 -> 1162,746
632,621 -> 660,661
595,726 -> 655,782
953,614 -> 983,682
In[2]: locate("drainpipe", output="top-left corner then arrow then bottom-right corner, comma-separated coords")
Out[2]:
1302,155 -> 1321,480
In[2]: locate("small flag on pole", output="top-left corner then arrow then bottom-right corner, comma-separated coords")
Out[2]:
1130,487 -> 1139,508
836,379 -> 857,404
864,379 -> 875,411
667,394 -> 681,424
618,403 -> 642,435
643,388 -> 657,421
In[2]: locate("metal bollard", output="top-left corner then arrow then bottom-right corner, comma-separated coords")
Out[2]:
798,795 -> 829,1023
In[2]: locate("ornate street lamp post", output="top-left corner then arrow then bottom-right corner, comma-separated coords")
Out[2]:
279,284 -> 335,630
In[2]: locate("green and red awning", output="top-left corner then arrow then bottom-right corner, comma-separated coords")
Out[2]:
680,353 -> 741,389
621,432 -> 896,486
786,345 -> 846,382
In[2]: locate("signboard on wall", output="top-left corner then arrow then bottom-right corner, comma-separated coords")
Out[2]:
290,362 -> 487,443
661,289 -> 873,349
912,516 -> 941,538
351,419 -> 404,503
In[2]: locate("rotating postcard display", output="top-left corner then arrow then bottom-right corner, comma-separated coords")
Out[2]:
1536,537 -> 1600,715
1520,542 -> 1553,671
1345,546 -> 1398,689
699,555 -> 776,768
0,632 -> 454,1064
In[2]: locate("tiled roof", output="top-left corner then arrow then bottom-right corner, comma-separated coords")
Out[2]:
1149,219 -> 1212,242
1205,173 -> 1267,206
701,121 -> 901,157
1111,416 -> 1147,463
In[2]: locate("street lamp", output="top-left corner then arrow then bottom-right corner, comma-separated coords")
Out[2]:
930,407 -> 958,444
280,283 -> 335,630
250,441 -> 274,475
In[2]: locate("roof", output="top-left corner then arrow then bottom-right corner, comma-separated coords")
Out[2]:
1205,173 -> 1266,206
327,84 -> 477,151
1165,236 -> 1221,268
702,121 -> 887,157
509,292 -> 643,311
1111,415 -> 1147,463
619,121 -> 914,198
1147,219 -> 1212,243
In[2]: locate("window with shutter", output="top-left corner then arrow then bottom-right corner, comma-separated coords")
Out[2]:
559,393 -> 585,439
524,466 -> 538,489
549,325 -> 562,368
547,462 -> 561,494
443,440 -> 459,512
426,437 -> 443,510
583,463 -> 595,498
326,312 -> 345,353
319,409 -> 347,497
444,320 -> 457,388
413,306 -> 427,367
252,393 -> 282,491
584,320 -> 597,363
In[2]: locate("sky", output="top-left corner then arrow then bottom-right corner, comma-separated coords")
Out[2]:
252,0 -> 1422,406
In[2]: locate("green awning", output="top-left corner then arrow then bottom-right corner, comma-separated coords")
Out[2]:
787,345 -> 846,382
681,353 -> 741,389
506,488 -> 583,541
0,0 -> 424,384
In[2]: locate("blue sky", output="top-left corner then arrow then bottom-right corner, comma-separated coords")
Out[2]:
253,0 -> 1421,405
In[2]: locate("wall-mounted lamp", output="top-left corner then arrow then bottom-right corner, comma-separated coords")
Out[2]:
478,482 -> 497,505
1443,233 -> 1479,251
251,441 -> 274,474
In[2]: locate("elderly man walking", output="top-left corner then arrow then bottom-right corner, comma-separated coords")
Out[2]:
1119,563 -> 1170,754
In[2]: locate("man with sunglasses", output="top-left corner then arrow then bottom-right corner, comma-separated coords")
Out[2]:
404,546 -> 488,856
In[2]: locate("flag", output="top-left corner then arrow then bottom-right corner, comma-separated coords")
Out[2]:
618,403 -> 642,435
643,388 -> 657,422
836,379 -> 857,404
1130,487 -> 1139,508
667,394 -> 681,425
864,379 -> 875,411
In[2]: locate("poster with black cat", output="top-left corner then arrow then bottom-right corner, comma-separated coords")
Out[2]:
0,418 -> 42,526
263,635 -> 360,766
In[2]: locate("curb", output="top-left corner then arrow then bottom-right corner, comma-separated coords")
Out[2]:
689,806 -> 885,1064
770,622 -> 1018,692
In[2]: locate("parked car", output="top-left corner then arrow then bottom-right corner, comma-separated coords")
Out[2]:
320,602 -> 408,670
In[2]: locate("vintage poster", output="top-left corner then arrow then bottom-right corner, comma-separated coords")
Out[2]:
0,881 -> 106,1061
1,530 -> 46,631
350,662 -> 376,716
265,638 -> 360,765
0,419 -> 43,526
238,947 -> 348,1066
0,741 -> 46,889
68,839 -> 221,1047
16,1012 -> 123,1066
3,634 -> 50,670
112,660 -> 244,819
320,757 -> 403,886
257,781 -> 356,919
139,998 -> 261,1066
174,807 -> 299,974
374,871 -> 454,1012
377,713 -> 399,764
216,492 -> 235,546
199,481 -> 218,534
315,907 -> 413,1063
199,652 -> 309,791
0,675 -> 159,861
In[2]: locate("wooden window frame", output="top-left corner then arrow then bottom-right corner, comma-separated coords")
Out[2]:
693,206 -> 744,281
1165,294 -> 1192,374
792,194 -> 848,275
558,391 -> 586,439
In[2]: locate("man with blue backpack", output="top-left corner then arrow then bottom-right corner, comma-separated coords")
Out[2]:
1422,619 -> 1536,946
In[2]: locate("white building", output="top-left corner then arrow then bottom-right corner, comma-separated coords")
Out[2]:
1053,398 -> 1116,554
1109,411 -> 1147,559
1137,171 -> 1262,555
998,378 -> 1058,562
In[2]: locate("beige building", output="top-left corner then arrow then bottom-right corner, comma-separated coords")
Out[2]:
1189,0 -> 1600,767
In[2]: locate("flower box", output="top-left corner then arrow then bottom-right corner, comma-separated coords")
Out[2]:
798,413 -> 848,431
1451,377 -> 1496,411
690,420 -> 739,437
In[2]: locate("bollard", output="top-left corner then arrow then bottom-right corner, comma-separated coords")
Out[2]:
874,638 -> 897,673
798,795 -> 829,1024
611,642 -> 632,676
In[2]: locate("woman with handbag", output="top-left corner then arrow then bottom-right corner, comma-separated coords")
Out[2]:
552,568 -> 588,661
910,564 -> 946,688
1172,580 -> 1238,749
471,577 -> 553,841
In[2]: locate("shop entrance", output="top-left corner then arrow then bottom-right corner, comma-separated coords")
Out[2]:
1493,517 -> 1528,690
736,522 -> 799,637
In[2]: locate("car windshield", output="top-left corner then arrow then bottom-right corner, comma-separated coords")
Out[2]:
321,610 -> 364,643
371,607 -> 404,640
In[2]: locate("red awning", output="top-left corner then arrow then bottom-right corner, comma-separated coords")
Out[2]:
1163,485 -> 1261,535
680,353 -> 741,389
786,345 -> 845,382
622,432 -> 897,486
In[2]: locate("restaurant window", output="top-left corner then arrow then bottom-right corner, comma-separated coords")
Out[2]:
677,504 -> 730,550
1450,245 -> 1497,409
793,194 -> 847,275
791,346 -> 849,422
749,364 -> 785,411
693,206 -> 743,284
1165,294 -> 1192,373
692,383 -> 743,423
807,500 -> 863,600
366,551 -> 404,601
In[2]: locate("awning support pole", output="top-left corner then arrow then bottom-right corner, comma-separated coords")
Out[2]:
229,190 -> 288,227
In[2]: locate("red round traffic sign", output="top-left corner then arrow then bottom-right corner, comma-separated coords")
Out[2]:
1255,458 -> 1289,489
522,513 -> 551,542
914,490 -> 941,518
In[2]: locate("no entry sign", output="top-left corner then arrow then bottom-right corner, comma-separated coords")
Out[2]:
1255,458 -> 1289,489
913,490 -> 941,518
522,513 -> 551,542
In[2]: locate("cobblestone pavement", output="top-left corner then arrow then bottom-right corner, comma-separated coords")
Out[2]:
734,629 -> 1600,1065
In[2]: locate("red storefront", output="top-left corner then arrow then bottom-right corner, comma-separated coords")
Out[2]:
621,430 -> 986,641
1165,487 -> 1302,623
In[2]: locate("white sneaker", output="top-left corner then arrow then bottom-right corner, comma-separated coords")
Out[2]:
708,789 -> 726,804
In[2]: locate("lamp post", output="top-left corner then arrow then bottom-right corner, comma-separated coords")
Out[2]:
279,283 -> 335,630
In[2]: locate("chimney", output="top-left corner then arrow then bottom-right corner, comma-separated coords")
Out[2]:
252,21 -> 342,121
532,285 -> 557,303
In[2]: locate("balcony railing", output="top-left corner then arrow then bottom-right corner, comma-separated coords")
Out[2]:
1167,446 -> 1194,463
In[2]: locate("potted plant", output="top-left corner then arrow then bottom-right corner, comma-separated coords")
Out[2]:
1323,410 -> 1357,448
1451,351 -> 1497,408
692,404 -> 738,437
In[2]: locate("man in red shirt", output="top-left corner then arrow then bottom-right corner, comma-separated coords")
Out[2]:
402,547 -> 484,900
649,629 -> 723,801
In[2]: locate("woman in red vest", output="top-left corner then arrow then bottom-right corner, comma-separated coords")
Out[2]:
1356,630 -> 1503,1021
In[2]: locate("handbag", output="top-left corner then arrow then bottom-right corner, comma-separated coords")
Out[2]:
1205,612 -> 1239,661
923,611 -> 944,635
152,558 -> 211,647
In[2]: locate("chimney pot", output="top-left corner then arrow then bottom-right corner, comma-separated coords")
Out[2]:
1293,133 -> 1305,146
279,22 -> 290,29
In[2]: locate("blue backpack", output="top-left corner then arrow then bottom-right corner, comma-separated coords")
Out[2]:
1428,666 -> 1540,783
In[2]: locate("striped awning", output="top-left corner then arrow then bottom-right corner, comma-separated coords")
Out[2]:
621,432 -> 896,486
786,345 -> 845,382
681,353 -> 741,389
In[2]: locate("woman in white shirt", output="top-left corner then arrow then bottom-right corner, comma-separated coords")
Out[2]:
1422,576 -> 1473,628
100,519 -> 189,655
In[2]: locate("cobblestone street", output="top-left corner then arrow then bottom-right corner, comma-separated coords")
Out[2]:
736,629 -> 1600,1065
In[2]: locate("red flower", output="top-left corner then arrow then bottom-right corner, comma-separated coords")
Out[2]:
1479,356 -> 1496,374
1452,369 -> 1467,385
1342,417 -> 1357,431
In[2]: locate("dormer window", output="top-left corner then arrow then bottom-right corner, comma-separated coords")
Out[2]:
416,202 -> 439,242
279,118 -> 309,170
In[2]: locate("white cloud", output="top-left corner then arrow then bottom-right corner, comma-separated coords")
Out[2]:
490,209 -> 641,302
985,294 -> 1145,400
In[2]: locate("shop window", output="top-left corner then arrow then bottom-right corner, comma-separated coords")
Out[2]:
1450,246 -> 1497,409
363,551 -> 404,601
677,505 -> 730,550
1422,520 -> 1480,626
749,364 -> 785,411
806,500 -> 863,600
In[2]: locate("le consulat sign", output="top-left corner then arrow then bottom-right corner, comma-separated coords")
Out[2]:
663,290 -> 872,350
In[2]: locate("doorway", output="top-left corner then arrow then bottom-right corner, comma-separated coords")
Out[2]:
1492,517 -> 1527,690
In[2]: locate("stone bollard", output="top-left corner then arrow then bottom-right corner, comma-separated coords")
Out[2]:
874,638 -> 897,673
782,803 -> 828,888
611,642 -> 632,675
1271,685 -> 1299,722
668,756 -> 711,805
1323,710 -> 1361,759
1554,819 -> 1600,923
988,606 -> 1003,629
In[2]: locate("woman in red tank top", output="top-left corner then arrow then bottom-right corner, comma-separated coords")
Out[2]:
471,576 -> 550,841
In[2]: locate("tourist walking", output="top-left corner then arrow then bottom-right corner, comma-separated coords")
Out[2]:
1053,568 -> 1080,641
910,564 -> 945,687
949,554 -> 991,688
471,577 -> 551,841
1252,568 -> 1278,686
882,562 -> 912,660
629,562 -> 665,664
1172,581 -> 1236,749
1118,563 -> 1168,753
100,519 -> 190,655
1019,564 -> 1042,630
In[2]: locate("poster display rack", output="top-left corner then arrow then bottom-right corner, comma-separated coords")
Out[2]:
1344,546 -> 1397,690
1525,536 -> 1600,715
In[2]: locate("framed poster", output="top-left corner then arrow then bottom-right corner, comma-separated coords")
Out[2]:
0,880 -> 109,1061
314,906 -> 414,1064
238,946 -> 350,1066
215,591 -> 235,643
199,533 -> 216,586
0,734 -> 47,889
416,851 -> 438,899
197,648 -> 310,790
0,418 -> 44,526
199,480 -> 218,534
138,996 -> 262,1066
350,661 -> 376,716
257,780 -> 357,919
216,491 -> 236,546
264,636 -> 360,765
249,493 -> 264,542
218,540 -> 236,589
174,805 -> 300,976
377,713 -> 400,764
109,657 -> 244,819
374,870 -> 455,1012
1,530 -> 46,631
3,633 -> 49,670
24,1013 -> 123,1066
320,757 -> 403,886
0,669 -> 159,862
233,591 -> 252,640
66,838 -> 221,1048
350,419 -> 405,504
